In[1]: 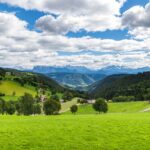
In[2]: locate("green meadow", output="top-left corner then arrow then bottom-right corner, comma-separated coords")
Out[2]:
64,101 -> 150,114
0,113 -> 150,150
1,79 -> 150,150
0,81 -> 36,101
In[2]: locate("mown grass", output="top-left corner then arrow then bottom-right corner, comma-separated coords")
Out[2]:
0,81 -> 36,100
0,114 -> 150,150
65,101 -> 150,114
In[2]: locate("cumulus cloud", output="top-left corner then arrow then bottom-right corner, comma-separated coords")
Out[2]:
0,12 -> 27,35
122,2 -> 150,39
36,15 -> 78,35
0,0 -> 150,69
122,3 -> 150,28
0,0 -> 126,32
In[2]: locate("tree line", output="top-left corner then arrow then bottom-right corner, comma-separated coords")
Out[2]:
0,93 -> 108,115
0,93 -> 61,115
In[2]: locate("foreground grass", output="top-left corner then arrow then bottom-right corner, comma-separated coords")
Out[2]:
65,101 -> 150,114
0,114 -> 150,150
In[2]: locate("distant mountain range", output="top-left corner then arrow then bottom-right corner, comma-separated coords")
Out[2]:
31,65 -> 150,75
29,65 -> 150,89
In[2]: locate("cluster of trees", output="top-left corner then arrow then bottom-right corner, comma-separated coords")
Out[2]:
112,94 -> 150,102
0,93 -> 61,115
70,98 -> 108,114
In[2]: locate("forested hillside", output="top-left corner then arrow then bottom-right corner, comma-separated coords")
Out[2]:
89,72 -> 150,101
0,68 -> 85,101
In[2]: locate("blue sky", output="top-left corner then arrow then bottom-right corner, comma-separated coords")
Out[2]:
0,0 -> 150,69
0,0 -> 148,39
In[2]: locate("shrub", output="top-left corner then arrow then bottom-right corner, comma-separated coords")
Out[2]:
112,96 -> 135,102
70,105 -> 78,114
62,92 -> 74,101
0,93 -> 5,97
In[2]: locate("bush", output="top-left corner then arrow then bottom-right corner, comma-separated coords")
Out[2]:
0,93 -> 5,97
43,100 -> 61,115
70,105 -> 78,114
135,94 -> 144,101
62,92 -> 74,101
78,99 -> 87,104
112,96 -> 135,102
93,98 -> 108,113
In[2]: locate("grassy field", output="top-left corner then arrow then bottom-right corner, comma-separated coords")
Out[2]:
64,101 -> 150,114
60,98 -> 78,112
0,114 -> 150,150
0,81 -> 36,100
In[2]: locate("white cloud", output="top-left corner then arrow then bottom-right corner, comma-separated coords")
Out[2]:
0,0 -> 126,32
0,8 -> 150,69
122,2 -> 150,39
36,15 -> 78,35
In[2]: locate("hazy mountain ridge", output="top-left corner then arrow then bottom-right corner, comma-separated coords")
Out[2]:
32,65 -> 150,75
46,72 -> 106,89
30,65 -> 150,89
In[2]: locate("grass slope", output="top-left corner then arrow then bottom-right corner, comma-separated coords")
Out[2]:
0,81 -> 36,100
0,114 -> 150,150
65,101 -> 150,114
60,98 -> 78,112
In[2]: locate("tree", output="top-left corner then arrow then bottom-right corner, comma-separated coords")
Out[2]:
33,103 -> 41,115
93,98 -> 108,113
62,91 -> 74,101
17,93 -> 34,115
43,100 -> 61,115
5,101 -> 16,115
0,98 -> 5,114
70,105 -> 78,114
50,94 -> 59,101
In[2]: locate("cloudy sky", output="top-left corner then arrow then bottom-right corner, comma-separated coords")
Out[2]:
0,0 -> 150,69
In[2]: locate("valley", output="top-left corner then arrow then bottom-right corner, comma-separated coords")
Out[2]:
1,66 -> 150,150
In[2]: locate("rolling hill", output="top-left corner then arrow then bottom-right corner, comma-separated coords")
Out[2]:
0,68 -> 68,101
